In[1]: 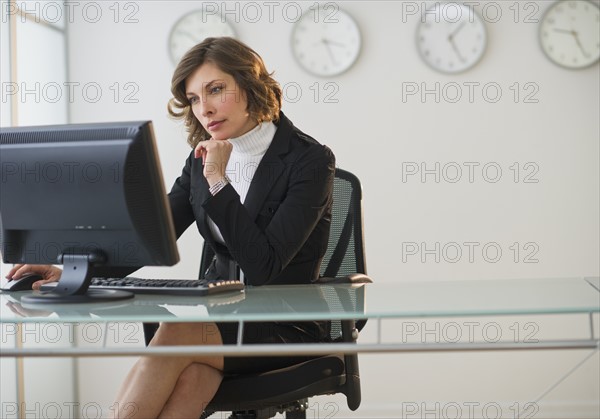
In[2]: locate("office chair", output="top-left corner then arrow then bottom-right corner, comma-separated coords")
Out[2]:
144,168 -> 372,419
200,168 -> 372,419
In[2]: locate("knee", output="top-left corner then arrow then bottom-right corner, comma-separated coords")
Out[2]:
152,322 -> 187,344
177,363 -> 223,392
151,322 -> 222,346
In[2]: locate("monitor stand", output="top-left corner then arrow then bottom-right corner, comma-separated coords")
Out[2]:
21,253 -> 134,304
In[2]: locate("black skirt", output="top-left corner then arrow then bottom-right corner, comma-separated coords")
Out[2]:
217,321 -> 330,375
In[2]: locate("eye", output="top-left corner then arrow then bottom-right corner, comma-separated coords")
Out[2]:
209,85 -> 224,95
187,96 -> 199,105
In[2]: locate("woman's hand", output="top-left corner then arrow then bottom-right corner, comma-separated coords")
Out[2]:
5,264 -> 62,290
194,138 -> 233,187
6,301 -> 53,318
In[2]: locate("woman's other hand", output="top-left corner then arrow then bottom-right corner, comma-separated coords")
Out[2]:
194,138 -> 233,186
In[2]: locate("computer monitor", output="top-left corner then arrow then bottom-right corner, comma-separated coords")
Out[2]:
0,121 -> 180,303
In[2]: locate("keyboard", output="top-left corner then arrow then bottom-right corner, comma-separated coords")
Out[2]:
43,277 -> 244,296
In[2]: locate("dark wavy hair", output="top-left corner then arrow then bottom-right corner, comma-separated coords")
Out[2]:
167,37 -> 282,148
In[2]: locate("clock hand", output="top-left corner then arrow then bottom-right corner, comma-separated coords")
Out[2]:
451,42 -> 466,63
572,31 -> 591,58
321,38 -> 337,65
449,21 -> 466,39
448,37 -> 466,63
552,28 -> 574,35
323,39 -> 346,48
447,22 -> 467,63
553,28 -> 591,57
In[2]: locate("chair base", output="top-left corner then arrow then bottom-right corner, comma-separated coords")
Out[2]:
203,398 -> 308,419
229,398 -> 308,419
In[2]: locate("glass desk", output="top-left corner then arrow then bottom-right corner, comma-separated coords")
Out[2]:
1,277 -> 598,357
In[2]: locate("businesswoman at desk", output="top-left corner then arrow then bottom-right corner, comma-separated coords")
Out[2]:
6,37 -> 335,418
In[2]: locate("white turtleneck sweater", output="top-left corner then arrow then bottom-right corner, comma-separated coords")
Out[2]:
207,121 -> 276,245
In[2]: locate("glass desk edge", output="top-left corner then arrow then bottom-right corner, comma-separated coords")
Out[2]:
0,277 -> 598,324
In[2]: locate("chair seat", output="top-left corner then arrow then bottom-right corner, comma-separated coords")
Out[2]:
207,355 -> 346,411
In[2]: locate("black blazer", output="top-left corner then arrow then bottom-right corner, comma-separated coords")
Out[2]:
167,112 -> 335,286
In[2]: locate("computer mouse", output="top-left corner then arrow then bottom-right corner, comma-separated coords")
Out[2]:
0,274 -> 44,291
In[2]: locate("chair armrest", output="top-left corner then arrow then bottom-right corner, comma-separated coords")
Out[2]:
315,273 -> 373,284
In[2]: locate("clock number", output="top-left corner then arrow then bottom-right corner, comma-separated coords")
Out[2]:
509,82 -> 539,103
509,2 -> 539,23
109,2 -> 139,23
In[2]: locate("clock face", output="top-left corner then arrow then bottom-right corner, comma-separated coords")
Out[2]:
168,10 -> 235,65
416,3 -> 487,74
539,0 -> 600,69
291,6 -> 361,77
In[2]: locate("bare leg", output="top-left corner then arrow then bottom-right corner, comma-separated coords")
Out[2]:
113,322 -> 224,419
158,363 -> 223,418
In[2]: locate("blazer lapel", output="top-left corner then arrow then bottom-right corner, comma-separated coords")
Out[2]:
243,112 -> 292,222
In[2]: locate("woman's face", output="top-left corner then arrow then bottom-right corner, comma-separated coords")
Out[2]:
185,61 -> 257,141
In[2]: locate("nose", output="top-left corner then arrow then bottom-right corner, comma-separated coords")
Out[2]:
199,97 -> 215,118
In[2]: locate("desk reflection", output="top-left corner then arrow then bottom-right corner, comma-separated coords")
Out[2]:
1,284 -> 367,323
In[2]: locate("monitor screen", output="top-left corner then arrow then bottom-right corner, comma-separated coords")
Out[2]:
0,121 -> 179,303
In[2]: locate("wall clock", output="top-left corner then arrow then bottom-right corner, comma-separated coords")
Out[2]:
539,0 -> 600,69
291,5 -> 362,77
416,2 -> 488,73
168,9 -> 235,65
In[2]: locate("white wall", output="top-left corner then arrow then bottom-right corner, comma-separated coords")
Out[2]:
2,1 -> 599,417
0,2 -> 76,416
66,0 -> 599,284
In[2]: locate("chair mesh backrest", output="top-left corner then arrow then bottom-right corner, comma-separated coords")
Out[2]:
320,168 -> 367,341
200,168 -> 367,281
198,169 -> 368,340
320,168 -> 366,278
320,285 -> 365,341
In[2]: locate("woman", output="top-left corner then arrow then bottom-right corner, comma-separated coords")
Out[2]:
6,37 -> 335,418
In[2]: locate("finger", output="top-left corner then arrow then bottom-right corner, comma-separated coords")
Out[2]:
6,264 -> 25,279
8,265 -> 32,279
7,301 -> 29,317
11,265 -> 42,280
32,278 -> 54,291
6,302 -> 25,317
194,143 -> 208,160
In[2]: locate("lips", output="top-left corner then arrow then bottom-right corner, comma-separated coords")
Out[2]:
207,120 -> 225,130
